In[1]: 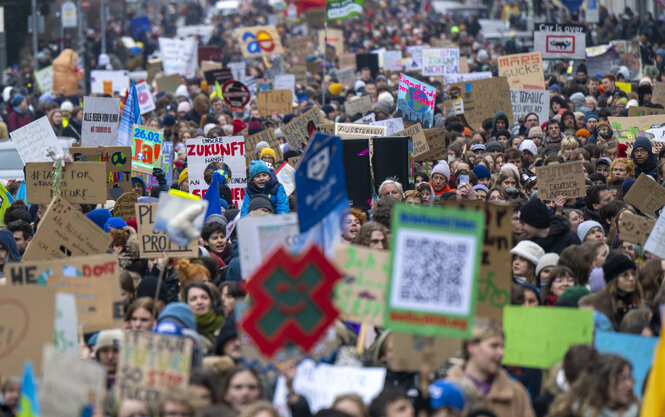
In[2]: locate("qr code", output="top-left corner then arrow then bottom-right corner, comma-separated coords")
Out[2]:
391,229 -> 475,316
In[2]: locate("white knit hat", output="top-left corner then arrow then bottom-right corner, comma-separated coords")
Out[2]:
536,253 -> 560,276
431,161 -> 450,181
519,140 -> 538,156
510,240 -> 545,266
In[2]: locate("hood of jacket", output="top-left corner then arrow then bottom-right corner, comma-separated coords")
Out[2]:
492,110 -> 509,133
0,229 -> 21,263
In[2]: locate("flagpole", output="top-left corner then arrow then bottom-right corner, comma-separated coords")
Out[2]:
322,18 -> 327,106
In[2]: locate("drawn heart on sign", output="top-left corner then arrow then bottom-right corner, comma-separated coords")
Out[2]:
59,245 -> 73,257
0,298 -> 30,361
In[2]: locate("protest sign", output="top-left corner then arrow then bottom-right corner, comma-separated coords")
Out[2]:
333,244 -> 389,326
9,116 -> 62,163
23,196 -> 112,261
510,89 -> 549,125
71,146 -> 132,200
201,60 -> 222,74
405,45 -> 423,71
288,156 -> 301,168
396,74 -> 436,129
595,331 -> 658,398
422,48 -> 460,76
241,246 -> 342,356
222,80 -> 251,112
54,293 -> 78,355
616,81 -> 632,94
338,53 -> 356,69
197,45 -> 222,64
155,74 -> 181,93
610,40 -> 641,80
395,123 -> 429,157
385,204 -> 485,338
345,95 -> 373,116
273,359 -> 386,416
136,81 -> 156,114
275,162 -> 296,196
81,97 -> 121,147
334,123 -> 386,139
90,70 -> 130,94
136,203 -> 198,258
35,65 -> 54,93
116,331 -> 192,406
281,106 -> 326,149
442,72 -> 492,84
652,82 -> 665,107
533,23 -> 586,60
158,37 -> 198,78
356,54 -> 379,79
146,59 -> 163,83
275,74 -> 296,96
186,136 -> 246,206
236,213 -> 300,279
245,129 -> 279,154
257,89 -> 293,116
229,61 -> 247,83
288,36 -> 315,64
286,65 -> 308,85
443,77 -> 513,130
113,192 -> 139,221
131,141 -> 173,191
371,118 -> 404,136
628,106 -> 665,117
383,50 -> 403,71
354,113 -> 376,124
204,68 -> 232,85
234,25 -> 284,58
609,115 -> 665,154
503,306 -> 593,369
535,161 -> 586,200
25,162 -> 107,205
391,332 -> 460,372
40,345 -> 106,417
336,67 -> 356,89
645,209 -> 665,259
623,174 -> 665,219
415,128 -> 447,162
177,24 -> 214,43
581,45 -> 616,78
619,211 -> 655,246
131,124 -> 164,175
498,52 -> 545,89
318,28 -> 344,58
0,287 -> 55,376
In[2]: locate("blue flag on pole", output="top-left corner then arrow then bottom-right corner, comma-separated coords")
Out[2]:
17,361 -> 39,417
117,81 -> 142,146
203,170 -> 230,220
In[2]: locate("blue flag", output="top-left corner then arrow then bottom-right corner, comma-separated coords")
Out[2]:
17,361 -> 39,417
117,81 -> 142,146
203,170 -> 230,220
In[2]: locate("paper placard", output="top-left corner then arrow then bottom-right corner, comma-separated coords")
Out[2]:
609,115 -> 665,155
116,331 -> 192,406
0,286 -> 56,376
287,65 -> 308,86
371,118 -> 404,136
345,95 -> 373,116
442,77 -> 513,131
442,71 -> 492,84
246,129 -> 279,154
498,52 -> 545,90
275,74 -> 296,97
395,123 -> 428,156
396,73 -> 435,129
71,146 -> 132,200
338,53 -> 356,69
281,107 -> 326,149
627,106 -> 665,117
391,332 -> 460,371
354,113 -> 376,124
533,23 -> 586,60
25,162 -> 107,204
510,89 -> 550,126
288,36 -> 315,64
334,123 -> 387,139
155,74 -> 182,93
624,174 -> 665,218
81,96 -> 121,147
54,293 -> 78,355
136,81 -> 156,114
113,192 -> 138,221
383,50 -> 403,71
35,65 -> 54,93
422,48 -> 460,76
131,124 -> 164,175
619,211 -> 655,245
234,26 -> 284,58
315,123 -> 336,135
23,196 -> 112,261
9,116 -> 62,163
90,70 -> 130,94
159,37 -> 198,78
257,89 -> 293,116
136,203 -> 198,258
652,82 -> 665,107
318,28 -> 344,57
644,209 -> 665,259
535,161 -> 586,200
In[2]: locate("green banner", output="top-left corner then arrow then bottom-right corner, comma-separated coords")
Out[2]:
326,0 -> 365,20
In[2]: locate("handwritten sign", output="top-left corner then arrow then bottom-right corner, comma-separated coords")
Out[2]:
9,116 -> 62,163
392,332 -> 460,372
334,123 -> 387,139
422,48 -> 460,76
498,52 -> 545,89
25,162 -> 107,204
535,162 -> 587,200
442,77 -> 513,130
287,65 -> 308,85
23,196 -> 112,261
114,192 -> 138,221
533,23 -> 586,60
116,331 -> 192,406
281,107 -> 326,149
288,36 -> 315,64
627,106 -> 665,117
333,245 -> 389,326
233,25 -> 284,58
652,82 -> 665,107
131,124 -> 164,175
136,81 -> 156,114
81,97 -> 121,147
158,37 -> 198,78
345,95 -> 373,116
275,162 -> 296,196
396,123 -> 429,157
257,89 -> 293,116
246,129 -> 279,154
619,211 -> 655,245
396,73 -> 435,129
71,146 -> 132,200
337,67 -> 356,89
136,203 -> 198,258
35,65 -> 54,93
609,115 -> 665,154
510,89 -> 550,126
624,174 -> 665,218
0,286 -> 55,376
382,50 -> 403,71
371,118 -> 404,136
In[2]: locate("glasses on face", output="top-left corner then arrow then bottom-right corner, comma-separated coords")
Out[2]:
634,148 -> 648,154
554,276 -> 575,284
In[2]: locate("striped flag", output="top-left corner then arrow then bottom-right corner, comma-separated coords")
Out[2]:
117,81 -> 142,146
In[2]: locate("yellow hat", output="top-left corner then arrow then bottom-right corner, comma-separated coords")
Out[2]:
329,83 -> 343,96
178,168 -> 188,186
260,148 -> 277,161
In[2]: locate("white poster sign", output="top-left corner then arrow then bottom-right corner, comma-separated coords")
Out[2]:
90,70 -> 130,95
135,81 -> 156,114
509,89 -> 550,126
159,37 -> 198,78
54,293 -> 79,356
534,23 -> 586,60
81,96 -> 121,147
422,48 -> 460,76
10,116 -> 62,163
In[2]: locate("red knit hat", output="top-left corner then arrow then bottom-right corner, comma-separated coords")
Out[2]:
232,119 -> 247,135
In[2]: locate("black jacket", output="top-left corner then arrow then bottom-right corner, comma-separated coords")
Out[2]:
531,215 -> 581,254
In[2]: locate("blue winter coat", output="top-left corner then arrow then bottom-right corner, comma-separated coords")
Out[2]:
240,172 -> 290,216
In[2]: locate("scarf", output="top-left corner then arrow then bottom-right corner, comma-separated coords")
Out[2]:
195,310 -> 224,342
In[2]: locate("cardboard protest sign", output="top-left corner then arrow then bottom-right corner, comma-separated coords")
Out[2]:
287,65 -> 308,86
23,196 -> 112,261
54,293 -> 78,355
25,162 -> 107,205
131,124 -> 164,175
371,118 -> 404,136
383,50 -> 403,71
288,36 -> 315,64
288,156 -> 301,168
354,113 -> 376,124
9,116 -> 62,163
345,95 -> 373,116
318,28 -> 344,57
645,211 -> 665,259
422,48 -> 460,76
273,359 -> 386,416
234,26 -> 284,58
442,72 -> 492,84
116,331 -> 192,406
510,89 -> 550,125
595,331 -> 658,398
652,82 -> 665,107
81,97 -> 121,147
40,345 -> 107,417
534,23 -> 586,60
628,106 -> 665,117
186,136 -> 246,206
204,68 -> 232,86
619,211 -> 655,245
113,192 -> 138,221
503,306 -> 593,369
35,65 -> 54,93
498,52 -> 545,89
155,74 -> 182,93
201,60 -> 222,73
158,37 -> 198,78
146,59 -> 163,84
241,246 -> 342,357
415,129 -> 448,162
535,161 -> 586,200
136,81 -> 156,114
0,286 -> 55,376
396,73 -> 435,129
333,244 -> 389,326
385,204 -> 485,338
136,203 -> 198,258
396,123 -> 429,157
334,123 -> 387,139
338,53 -> 356,69
623,174 -> 665,218
90,70 -> 130,94
245,129 -> 279,154
391,332 -> 461,372
442,77 -> 513,130
71,146 -> 132,200
257,89 -> 293,116
609,115 -> 665,154
281,106 -> 326,149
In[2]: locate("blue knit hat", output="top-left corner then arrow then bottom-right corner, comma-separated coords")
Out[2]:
632,136 -> 652,155
584,113 -> 599,123
249,160 -> 271,180
86,208 -> 112,230
429,380 -> 465,411
472,164 -> 491,179
158,302 -> 196,330
104,217 -> 128,232
577,220 -> 604,242
10,94 -> 24,108
621,177 -> 636,196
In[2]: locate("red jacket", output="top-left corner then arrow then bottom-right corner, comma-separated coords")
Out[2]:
8,110 -> 32,132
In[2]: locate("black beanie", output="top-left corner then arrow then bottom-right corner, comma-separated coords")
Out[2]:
519,199 -> 551,229
249,194 -> 274,213
603,254 -> 636,283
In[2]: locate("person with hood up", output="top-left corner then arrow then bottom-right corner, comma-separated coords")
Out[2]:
630,136 -> 658,178
491,111 -> 510,136
240,160 -> 289,217
518,198 -> 580,254
0,229 -> 21,279
416,182 -> 435,206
